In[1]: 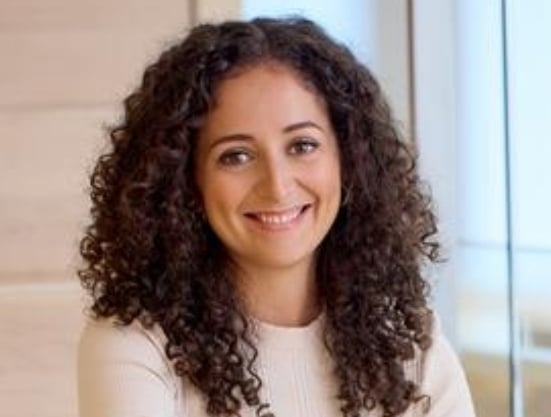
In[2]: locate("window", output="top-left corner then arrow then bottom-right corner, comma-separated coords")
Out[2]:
416,1 -> 551,416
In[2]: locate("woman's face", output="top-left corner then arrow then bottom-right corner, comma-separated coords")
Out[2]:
195,63 -> 341,273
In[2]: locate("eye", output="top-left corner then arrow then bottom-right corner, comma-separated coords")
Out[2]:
289,138 -> 320,155
217,148 -> 253,166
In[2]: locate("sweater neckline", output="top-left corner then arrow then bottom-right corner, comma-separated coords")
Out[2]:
252,312 -> 324,350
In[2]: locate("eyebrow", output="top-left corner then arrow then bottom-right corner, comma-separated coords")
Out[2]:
208,121 -> 325,150
283,121 -> 324,134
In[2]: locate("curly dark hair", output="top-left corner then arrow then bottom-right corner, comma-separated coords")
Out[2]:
79,16 -> 439,417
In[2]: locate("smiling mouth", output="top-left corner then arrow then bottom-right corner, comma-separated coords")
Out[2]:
244,204 -> 311,227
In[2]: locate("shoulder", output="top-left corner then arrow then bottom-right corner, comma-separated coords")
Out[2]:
415,313 -> 477,417
77,316 -> 179,417
420,314 -> 466,386
78,316 -> 170,366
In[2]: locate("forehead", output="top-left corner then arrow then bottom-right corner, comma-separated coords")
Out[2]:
201,62 -> 330,134
216,61 -> 319,99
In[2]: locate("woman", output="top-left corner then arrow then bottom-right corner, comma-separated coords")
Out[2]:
77,17 -> 476,417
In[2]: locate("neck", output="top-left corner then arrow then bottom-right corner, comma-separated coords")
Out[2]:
233,259 -> 321,327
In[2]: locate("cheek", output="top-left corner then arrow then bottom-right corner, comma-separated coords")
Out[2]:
316,156 -> 341,196
322,161 -> 342,216
201,173 -> 247,213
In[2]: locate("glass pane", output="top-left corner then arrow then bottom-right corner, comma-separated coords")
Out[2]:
507,1 -> 551,416
456,1 -> 511,416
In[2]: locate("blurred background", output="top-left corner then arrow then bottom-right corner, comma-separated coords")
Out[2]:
0,1 -> 549,416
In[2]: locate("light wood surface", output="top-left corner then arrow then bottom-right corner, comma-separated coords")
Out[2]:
0,0 -> 193,282
0,107 -> 113,278
0,287 -> 84,417
0,1 -> 190,416
0,1 -> 241,415
0,0 -> 196,107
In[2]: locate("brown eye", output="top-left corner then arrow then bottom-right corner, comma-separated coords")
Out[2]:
218,149 -> 253,166
290,138 -> 320,155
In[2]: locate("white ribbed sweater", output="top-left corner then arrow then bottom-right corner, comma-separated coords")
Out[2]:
77,314 -> 476,417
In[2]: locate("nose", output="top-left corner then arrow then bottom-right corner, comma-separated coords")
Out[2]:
255,154 -> 294,201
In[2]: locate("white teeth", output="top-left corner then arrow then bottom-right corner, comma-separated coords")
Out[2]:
255,206 -> 303,225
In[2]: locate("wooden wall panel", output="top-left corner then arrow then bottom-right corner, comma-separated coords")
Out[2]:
0,1 -> 194,108
0,0 -> 192,33
0,1 -> 243,416
0,1 -> 192,284
0,288 -> 84,417
0,32 -> 175,107
0,2 -> 197,417
0,107 -> 114,280
0,108 -> 113,197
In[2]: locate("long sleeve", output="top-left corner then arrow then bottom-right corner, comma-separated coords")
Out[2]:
77,318 -> 178,417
